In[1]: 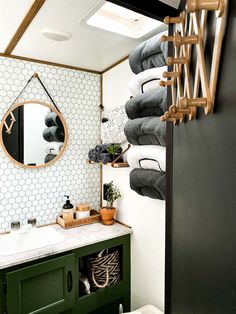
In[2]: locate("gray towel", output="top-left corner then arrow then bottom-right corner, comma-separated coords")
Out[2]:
129,33 -> 168,74
45,111 -> 63,128
97,153 -> 113,164
44,154 -> 57,163
124,117 -> 166,146
130,169 -> 166,200
43,126 -> 65,142
125,87 -> 167,119
88,144 -> 110,163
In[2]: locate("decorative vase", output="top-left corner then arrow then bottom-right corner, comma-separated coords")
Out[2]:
100,207 -> 116,225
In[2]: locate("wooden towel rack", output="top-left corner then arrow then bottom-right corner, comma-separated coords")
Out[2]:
160,0 -> 228,125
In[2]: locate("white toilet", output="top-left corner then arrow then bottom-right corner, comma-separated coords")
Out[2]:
124,305 -> 163,314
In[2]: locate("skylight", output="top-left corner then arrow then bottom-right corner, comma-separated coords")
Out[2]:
86,2 -> 163,39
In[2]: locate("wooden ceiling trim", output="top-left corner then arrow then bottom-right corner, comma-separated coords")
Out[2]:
102,55 -> 129,74
4,0 -> 46,55
0,53 -> 102,74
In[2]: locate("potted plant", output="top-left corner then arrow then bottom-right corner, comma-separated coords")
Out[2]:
107,143 -> 123,162
100,181 -> 121,225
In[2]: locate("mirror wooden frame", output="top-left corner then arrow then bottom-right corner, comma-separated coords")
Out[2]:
0,100 -> 68,169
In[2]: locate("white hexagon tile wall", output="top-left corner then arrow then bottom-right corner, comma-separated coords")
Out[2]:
0,57 -> 101,232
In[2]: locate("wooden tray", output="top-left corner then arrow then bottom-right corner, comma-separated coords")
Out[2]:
57,209 -> 101,229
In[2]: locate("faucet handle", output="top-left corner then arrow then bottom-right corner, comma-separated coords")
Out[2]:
27,218 -> 37,228
11,221 -> 21,231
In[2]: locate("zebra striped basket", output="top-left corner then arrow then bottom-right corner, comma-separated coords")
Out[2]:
85,248 -> 120,290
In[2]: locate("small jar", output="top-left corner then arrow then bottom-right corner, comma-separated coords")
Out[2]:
76,203 -> 90,219
62,209 -> 74,222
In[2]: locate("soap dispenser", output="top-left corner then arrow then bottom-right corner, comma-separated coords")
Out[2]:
63,195 -> 74,210
62,195 -> 74,221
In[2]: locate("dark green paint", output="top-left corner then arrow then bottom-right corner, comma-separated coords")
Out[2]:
6,253 -> 75,314
0,234 -> 131,314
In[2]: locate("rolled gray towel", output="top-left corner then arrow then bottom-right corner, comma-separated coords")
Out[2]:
125,87 -> 167,119
124,117 -> 166,146
129,32 -> 168,74
95,144 -> 109,153
45,111 -> 63,128
43,126 -> 65,142
130,169 -> 166,200
97,153 -> 113,164
88,149 -> 97,162
88,144 -> 110,163
44,154 -> 57,163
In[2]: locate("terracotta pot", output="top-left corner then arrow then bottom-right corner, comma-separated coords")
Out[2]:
100,207 -> 116,225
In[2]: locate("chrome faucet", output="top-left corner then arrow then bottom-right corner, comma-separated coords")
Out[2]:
10,220 -> 21,231
27,218 -> 37,228
10,218 -> 37,233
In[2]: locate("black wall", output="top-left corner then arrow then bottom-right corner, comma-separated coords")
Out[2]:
168,1 -> 236,313
107,1 -> 236,313
2,106 -> 24,163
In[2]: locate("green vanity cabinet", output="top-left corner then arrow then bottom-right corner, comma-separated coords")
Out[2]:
0,233 -> 131,314
76,234 -> 131,314
6,253 -> 75,314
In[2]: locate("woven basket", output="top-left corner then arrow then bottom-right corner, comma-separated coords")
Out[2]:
85,248 -> 120,290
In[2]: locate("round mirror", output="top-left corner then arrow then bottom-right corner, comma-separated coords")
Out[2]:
0,100 -> 68,168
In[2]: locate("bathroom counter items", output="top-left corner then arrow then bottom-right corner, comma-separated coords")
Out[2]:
0,222 -> 132,269
57,209 -> 101,228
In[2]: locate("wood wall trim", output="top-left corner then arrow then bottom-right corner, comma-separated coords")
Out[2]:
100,74 -> 103,207
102,55 -> 129,74
0,53 -> 102,74
4,0 -> 46,55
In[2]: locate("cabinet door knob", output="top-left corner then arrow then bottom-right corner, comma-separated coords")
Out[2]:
67,270 -> 73,292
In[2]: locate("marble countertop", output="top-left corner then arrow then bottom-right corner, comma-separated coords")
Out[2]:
0,222 -> 132,270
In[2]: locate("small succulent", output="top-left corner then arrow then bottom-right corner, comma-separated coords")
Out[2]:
107,144 -> 122,156
106,181 -> 121,209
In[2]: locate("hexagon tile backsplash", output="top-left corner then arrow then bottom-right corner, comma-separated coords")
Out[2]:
0,57 -> 101,232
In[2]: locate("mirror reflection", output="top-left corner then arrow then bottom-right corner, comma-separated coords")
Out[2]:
1,101 -> 67,168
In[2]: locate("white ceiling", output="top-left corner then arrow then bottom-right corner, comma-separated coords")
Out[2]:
0,0 -> 34,51
0,0 -> 167,72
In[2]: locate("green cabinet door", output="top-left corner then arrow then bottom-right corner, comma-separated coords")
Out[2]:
6,253 -> 75,314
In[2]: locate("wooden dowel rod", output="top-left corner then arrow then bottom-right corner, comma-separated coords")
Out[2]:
161,35 -> 174,42
159,80 -> 174,87
163,71 -> 181,78
164,16 -> 183,24
174,34 -> 199,47
166,57 -> 188,65
169,105 -> 191,115
179,97 -> 207,108
186,0 -> 224,16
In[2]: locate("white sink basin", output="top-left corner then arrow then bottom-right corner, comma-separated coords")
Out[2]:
0,226 -> 65,256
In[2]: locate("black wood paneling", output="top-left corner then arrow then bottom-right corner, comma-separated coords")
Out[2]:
2,106 -> 24,163
169,1 -> 236,313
